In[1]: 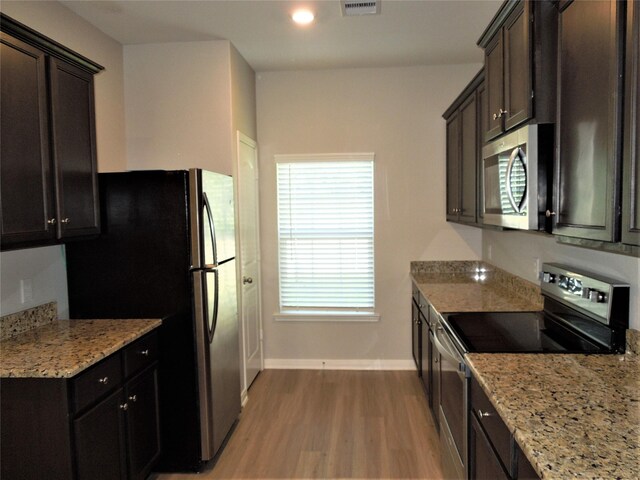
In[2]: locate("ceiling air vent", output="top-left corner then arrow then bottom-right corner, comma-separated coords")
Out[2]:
341,0 -> 380,16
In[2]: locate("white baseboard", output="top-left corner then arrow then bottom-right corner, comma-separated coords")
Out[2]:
263,358 -> 415,370
240,388 -> 248,407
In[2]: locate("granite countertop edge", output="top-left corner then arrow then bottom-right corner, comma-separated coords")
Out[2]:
0,319 -> 162,379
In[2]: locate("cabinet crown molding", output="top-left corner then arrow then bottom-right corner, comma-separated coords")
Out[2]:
0,13 -> 104,74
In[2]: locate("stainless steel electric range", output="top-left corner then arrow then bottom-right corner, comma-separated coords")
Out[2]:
432,263 -> 630,480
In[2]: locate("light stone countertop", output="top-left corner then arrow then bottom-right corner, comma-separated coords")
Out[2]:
0,319 -> 162,378
411,261 -> 543,313
466,350 -> 640,480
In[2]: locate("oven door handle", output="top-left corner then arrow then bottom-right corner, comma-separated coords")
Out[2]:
433,325 -> 466,378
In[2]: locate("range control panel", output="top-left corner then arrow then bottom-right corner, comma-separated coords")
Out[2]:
540,263 -> 629,326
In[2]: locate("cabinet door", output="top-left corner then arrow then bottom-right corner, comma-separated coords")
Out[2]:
477,83 -> 487,223
126,367 -> 161,480
554,0 -> 623,242
420,312 -> 430,394
503,1 -> 532,131
460,93 -> 477,223
469,413 -> 510,480
446,113 -> 461,221
74,388 -> 127,480
0,33 -> 55,249
429,326 -> 440,430
411,301 -> 422,374
49,57 -> 100,240
485,31 -> 504,141
623,0 -> 640,246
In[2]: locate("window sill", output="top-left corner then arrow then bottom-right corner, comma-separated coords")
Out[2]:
274,311 -> 381,322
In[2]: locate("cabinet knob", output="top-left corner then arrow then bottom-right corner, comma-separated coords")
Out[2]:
98,376 -> 109,384
499,108 -> 508,116
478,409 -> 493,418
128,394 -> 138,403
60,217 -> 70,224
545,210 -> 557,217
493,112 -> 499,120
47,218 -> 57,225
140,349 -> 150,356
120,403 -> 129,411
243,276 -> 253,285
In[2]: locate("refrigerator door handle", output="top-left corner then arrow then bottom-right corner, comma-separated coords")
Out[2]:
202,192 -> 218,266
206,269 -> 220,343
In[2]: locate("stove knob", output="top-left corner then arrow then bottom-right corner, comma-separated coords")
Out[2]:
542,272 -> 556,283
588,289 -> 605,303
581,288 -> 590,299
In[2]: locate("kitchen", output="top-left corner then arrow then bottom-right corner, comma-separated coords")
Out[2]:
1,0 -> 638,479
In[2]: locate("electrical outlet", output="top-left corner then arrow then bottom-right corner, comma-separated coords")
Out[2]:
20,279 -> 33,304
533,257 -> 541,278
487,244 -> 493,261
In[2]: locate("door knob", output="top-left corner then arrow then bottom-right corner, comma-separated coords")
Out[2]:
243,276 -> 253,285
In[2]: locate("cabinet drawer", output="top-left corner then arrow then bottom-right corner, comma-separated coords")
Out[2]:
73,354 -> 122,413
123,332 -> 159,378
471,376 -> 512,474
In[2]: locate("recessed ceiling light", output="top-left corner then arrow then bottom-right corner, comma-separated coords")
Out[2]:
292,9 -> 315,25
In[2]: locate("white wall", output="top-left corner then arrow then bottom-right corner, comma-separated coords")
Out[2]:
124,41 -> 235,175
484,230 -> 640,330
0,1 -> 127,319
256,64 -> 483,364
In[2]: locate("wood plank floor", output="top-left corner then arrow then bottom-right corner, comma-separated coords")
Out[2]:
152,369 -> 443,479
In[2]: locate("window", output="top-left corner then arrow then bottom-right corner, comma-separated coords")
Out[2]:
275,153 -> 376,321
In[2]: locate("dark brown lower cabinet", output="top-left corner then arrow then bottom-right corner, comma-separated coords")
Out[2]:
126,368 -> 162,480
469,413 -> 510,480
74,388 -> 128,480
0,332 -> 160,480
411,299 -> 422,375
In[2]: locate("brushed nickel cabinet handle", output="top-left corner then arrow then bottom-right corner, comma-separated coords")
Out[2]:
140,349 -> 150,356
47,218 -> 57,225
120,403 -> 128,411
128,395 -> 137,403
478,409 -> 493,418
60,218 -> 70,224
98,376 -> 109,384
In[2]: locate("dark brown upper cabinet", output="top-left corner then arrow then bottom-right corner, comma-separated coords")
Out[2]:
552,0 -> 624,242
444,71 -> 484,225
0,14 -> 103,251
622,0 -> 640,247
478,0 -> 557,142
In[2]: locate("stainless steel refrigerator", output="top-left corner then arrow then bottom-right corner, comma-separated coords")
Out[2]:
65,169 -> 241,471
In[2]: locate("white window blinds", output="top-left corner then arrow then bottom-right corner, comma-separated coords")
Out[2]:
276,155 -> 374,312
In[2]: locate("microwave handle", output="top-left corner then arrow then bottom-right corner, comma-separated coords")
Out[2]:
505,147 -> 527,213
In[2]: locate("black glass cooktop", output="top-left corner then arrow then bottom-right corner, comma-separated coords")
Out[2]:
444,311 -> 606,354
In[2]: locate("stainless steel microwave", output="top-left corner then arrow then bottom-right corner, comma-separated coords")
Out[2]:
481,124 -> 554,231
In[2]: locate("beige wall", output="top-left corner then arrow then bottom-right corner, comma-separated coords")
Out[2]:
483,230 -> 640,330
256,65 -> 483,364
124,41 -> 235,175
0,1 -> 126,318
230,45 -> 257,142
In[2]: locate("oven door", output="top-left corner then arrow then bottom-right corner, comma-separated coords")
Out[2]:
434,319 -> 468,479
482,125 -> 539,230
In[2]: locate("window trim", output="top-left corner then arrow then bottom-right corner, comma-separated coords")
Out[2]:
274,152 -> 377,322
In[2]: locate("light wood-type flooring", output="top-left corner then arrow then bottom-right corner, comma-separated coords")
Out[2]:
152,369 -> 443,479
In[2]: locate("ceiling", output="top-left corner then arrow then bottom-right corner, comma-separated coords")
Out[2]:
60,0 -> 502,72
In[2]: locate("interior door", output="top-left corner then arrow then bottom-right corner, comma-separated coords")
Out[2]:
236,132 -> 263,393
